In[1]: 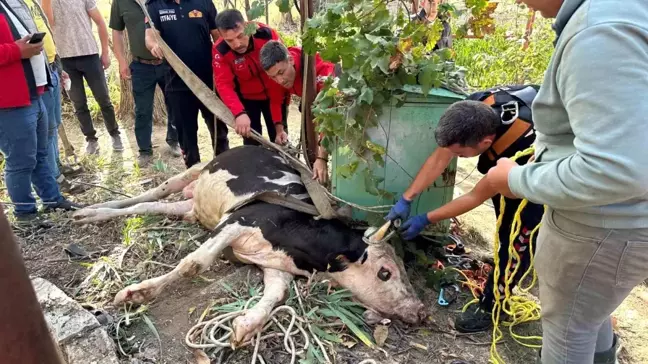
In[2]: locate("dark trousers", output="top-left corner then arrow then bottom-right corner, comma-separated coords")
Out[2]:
480,195 -> 545,311
130,60 -> 178,155
240,98 -> 288,146
61,54 -> 120,141
167,91 -> 229,168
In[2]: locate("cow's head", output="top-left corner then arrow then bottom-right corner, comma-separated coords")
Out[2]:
327,221 -> 426,324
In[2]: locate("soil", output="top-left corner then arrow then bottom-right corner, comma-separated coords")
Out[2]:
4,102 -> 647,364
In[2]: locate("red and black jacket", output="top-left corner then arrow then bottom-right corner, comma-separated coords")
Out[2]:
0,4 -> 49,108
286,46 -> 336,97
212,22 -> 286,124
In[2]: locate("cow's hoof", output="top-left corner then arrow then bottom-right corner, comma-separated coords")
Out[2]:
72,208 -> 114,223
231,311 -> 267,347
113,284 -> 159,306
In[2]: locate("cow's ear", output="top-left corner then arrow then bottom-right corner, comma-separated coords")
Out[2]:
326,252 -> 350,273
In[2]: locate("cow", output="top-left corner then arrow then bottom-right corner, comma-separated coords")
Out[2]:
72,145 -> 426,346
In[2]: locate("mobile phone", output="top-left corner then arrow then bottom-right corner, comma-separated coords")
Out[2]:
28,32 -> 46,44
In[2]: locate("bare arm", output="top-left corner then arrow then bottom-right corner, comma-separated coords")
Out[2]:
112,30 -> 126,65
42,0 -> 54,26
210,29 -> 219,43
426,175 -> 497,223
403,147 -> 455,200
88,8 -> 109,55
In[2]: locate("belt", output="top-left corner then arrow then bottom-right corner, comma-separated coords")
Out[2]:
134,57 -> 163,65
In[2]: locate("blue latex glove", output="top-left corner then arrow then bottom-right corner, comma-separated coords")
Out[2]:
385,196 -> 412,222
400,213 -> 431,240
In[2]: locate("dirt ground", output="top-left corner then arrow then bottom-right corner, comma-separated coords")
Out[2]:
5,102 -> 648,364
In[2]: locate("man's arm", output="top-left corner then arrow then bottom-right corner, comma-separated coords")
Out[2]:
87,6 -> 110,68
0,42 -> 22,66
403,147 -> 455,200
41,0 -> 54,26
207,0 -> 219,42
507,24 -> 648,208
427,175 -> 496,223
212,48 -> 245,118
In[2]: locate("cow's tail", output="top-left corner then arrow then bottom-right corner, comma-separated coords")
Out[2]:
84,162 -> 207,210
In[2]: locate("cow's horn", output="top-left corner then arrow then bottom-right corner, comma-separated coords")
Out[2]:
369,220 -> 392,242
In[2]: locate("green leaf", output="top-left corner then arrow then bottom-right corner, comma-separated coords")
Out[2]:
243,22 -> 259,36
247,1 -> 265,21
359,87 -> 374,104
327,305 -> 374,348
311,325 -> 343,343
141,314 -> 162,351
365,140 -> 385,155
275,0 -> 291,13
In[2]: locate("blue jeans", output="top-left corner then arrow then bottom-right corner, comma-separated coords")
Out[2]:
0,98 -> 63,216
130,60 -> 178,155
42,67 -> 62,178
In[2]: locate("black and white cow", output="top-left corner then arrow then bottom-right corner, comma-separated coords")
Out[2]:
73,146 -> 426,345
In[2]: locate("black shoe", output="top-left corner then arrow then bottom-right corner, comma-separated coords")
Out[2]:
14,213 -> 53,229
57,175 -> 90,195
455,306 -> 493,333
43,198 -> 84,213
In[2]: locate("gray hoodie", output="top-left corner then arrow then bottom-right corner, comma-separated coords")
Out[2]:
508,0 -> 648,228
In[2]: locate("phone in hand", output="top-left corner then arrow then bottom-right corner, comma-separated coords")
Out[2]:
28,32 -> 46,44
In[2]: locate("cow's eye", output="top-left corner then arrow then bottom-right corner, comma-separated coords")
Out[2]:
377,267 -> 391,282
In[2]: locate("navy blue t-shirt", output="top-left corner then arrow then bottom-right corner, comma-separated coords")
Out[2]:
146,0 -> 217,91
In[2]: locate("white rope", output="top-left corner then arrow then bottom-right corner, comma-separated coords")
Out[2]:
185,296 -> 311,364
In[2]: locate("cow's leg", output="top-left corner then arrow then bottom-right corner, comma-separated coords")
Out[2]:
231,268 -> 294,347
113,221 -> 240,305
73,200 -> 195,224
85,162 -> 206,210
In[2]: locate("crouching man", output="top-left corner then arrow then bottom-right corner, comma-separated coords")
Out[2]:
259,40 -> 338,184
386,86 -> 545,333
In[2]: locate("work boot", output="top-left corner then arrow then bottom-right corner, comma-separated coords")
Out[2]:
168,143 -> 182,157
454,305 -> 493,333
86,140 -> 100,155
59,164 -> 84,177
57,175 -> 89,195
137,153 -> 152,168
43,198 -> 84,213
111,134 -> 124,152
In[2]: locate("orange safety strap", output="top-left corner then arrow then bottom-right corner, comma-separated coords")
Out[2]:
486,118 -> 533,160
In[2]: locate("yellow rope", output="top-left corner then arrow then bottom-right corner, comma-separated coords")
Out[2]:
486,146 -> 544,364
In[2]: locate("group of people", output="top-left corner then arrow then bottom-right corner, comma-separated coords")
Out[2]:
0,0 -> 334,223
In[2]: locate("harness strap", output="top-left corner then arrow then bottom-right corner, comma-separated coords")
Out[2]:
486,118 -> 533,161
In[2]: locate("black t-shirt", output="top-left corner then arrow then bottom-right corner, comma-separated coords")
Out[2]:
146,0 -> 217,91
472,85 -> 539,175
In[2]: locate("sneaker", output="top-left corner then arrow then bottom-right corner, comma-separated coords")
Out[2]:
43,198 -> 84,213
138,153 -> 153,168
111,134 -> 124,152
86,140 -> 100,155
454,306 -> 493,333
168,143 -> 182,157
14,213 -> 53,229
57,175 -> 89,195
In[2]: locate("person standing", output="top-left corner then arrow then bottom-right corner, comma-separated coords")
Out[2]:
0,0 -> 80,223
212,9 -> 288,146
487,0 -> 648,363
145,0 -> 229,168
44,0 -> 123,155
109,0 -> 181,166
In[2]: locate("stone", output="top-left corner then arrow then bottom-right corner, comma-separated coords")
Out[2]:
63,328 -> 119,364
32,277 -> 100,344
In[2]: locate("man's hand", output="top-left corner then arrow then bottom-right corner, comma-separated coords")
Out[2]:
16,36 -> 43,59
312,158 -> 328,185
235,114 -> 252,138
400,214 -> 431,241
385,196 -> 412,222
101,52 -> 111,69
150,43 -> 164,59
118,62 -> 131,79
486,158 -> 519,199
274,124 -> 288,145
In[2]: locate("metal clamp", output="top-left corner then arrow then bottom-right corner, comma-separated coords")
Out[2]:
501,101 -> 519,125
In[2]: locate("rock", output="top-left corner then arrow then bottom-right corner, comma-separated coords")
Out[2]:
32,277 -> 100,344
63,328 -> 119,364
31,278 -> 120,364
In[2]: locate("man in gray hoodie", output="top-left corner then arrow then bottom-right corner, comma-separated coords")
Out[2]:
488,0 -> 648,363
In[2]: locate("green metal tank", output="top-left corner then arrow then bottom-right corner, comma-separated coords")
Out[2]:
331,86 -> 465,233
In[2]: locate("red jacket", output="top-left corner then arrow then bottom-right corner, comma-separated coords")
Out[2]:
286,46 -> 336,97
0,12 -> 37,108
212,22 -> 286,123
